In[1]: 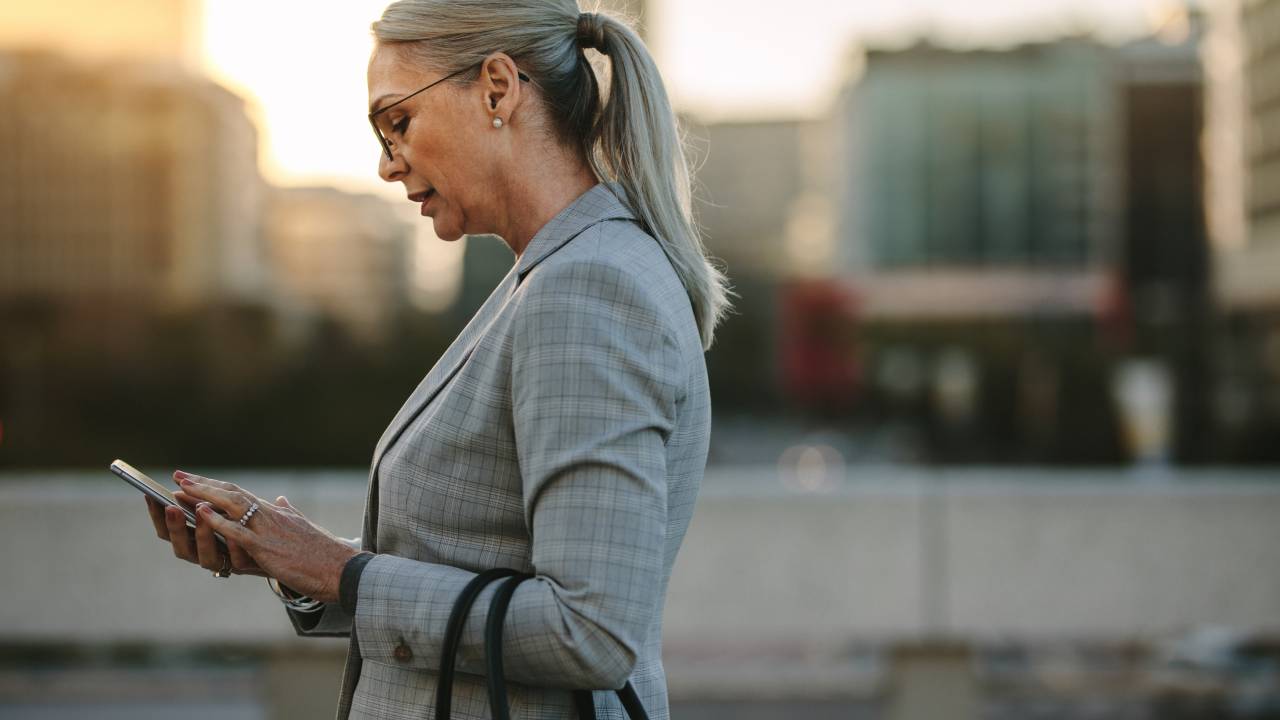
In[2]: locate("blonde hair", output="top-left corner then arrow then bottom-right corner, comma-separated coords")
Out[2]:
372,0 -> 732,350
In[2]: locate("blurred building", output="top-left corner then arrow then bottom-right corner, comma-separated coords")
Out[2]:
264,186 -> 413,347
691,117 -> 838,281
1234,0 -> 1280,307
1116,23 -> 1214,463
453,235 -> 514,328
821,30 -> 1212,463
0,50 -> 269,309
1205,0 -> 1280,458
836,40 -> 1123,314
685,117 -> 840,414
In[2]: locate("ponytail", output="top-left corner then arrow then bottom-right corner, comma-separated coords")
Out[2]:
581,12 -> 733,350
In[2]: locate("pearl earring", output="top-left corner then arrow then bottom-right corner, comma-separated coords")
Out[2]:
492,117 -> 503,129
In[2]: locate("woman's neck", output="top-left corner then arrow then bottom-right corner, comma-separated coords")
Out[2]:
496,151 -> 600,258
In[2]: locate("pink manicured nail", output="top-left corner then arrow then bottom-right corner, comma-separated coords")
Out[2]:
198,504 -> 213,515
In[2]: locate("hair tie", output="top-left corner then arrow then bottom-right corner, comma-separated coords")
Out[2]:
576,12 -> 608,54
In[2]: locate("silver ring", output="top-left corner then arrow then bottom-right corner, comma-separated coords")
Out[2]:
239,501 -> 260,528
212,554 -> 232,578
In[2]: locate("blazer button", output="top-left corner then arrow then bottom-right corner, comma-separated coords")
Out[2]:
393,640 -> 413,663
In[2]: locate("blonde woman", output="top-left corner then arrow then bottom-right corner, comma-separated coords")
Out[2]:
145,1 -> 730,717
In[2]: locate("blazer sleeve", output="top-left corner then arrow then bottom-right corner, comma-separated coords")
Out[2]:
351,249 -> 684,689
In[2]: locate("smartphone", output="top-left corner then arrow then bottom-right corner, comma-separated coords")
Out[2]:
110,458 -> 228,548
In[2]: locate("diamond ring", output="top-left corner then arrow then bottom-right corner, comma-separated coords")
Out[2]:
239,501 -> 260,528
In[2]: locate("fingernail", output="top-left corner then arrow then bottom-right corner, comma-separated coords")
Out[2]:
198,504 -> 212,515
174,470 -> 189,478
178,477 -> 193,487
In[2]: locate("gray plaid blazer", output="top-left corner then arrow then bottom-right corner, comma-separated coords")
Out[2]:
285,183 -> 711,719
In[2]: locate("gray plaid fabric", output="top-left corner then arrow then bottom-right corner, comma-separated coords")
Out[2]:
286,183 -> 711,719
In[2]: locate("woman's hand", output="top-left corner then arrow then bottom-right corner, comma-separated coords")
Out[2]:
146,492 -> 269,578
146,470 -> 359,603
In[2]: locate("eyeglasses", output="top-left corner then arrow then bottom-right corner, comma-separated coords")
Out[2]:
368,62 -> 531,162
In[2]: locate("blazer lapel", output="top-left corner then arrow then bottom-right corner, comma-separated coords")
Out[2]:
361,262 -> 519,549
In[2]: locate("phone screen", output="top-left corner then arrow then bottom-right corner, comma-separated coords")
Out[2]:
110,459 -> 195,522
111,459 -> 228,548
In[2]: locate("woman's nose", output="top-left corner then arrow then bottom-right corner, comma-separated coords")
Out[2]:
378,150 -> 406,182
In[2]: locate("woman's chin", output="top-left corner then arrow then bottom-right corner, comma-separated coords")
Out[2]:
428,219 -> 464,242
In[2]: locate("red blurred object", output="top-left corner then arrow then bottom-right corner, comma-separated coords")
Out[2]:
1096,270 -> 1134,351
779,280 -> 863,413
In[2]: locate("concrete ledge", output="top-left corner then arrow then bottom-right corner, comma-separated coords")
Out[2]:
1,467 -> 1278,646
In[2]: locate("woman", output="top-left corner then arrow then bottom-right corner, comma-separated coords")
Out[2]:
143,1 -> 730,718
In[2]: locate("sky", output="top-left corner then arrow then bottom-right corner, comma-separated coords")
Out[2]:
200,0 -> 1164,196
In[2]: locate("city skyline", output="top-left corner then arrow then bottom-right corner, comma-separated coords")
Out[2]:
0,0 -> 1171,304
0,0 -> 1181,197
1,0 -> 1276,470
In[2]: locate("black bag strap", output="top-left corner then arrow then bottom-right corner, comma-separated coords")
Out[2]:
483,573 -> 533,720
615,682 -> 650,719
483,575 -> 651,720
573,689 -> 598,719
435,567 -> 523,720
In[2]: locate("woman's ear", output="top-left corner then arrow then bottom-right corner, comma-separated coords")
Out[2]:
479,53 -> 523,122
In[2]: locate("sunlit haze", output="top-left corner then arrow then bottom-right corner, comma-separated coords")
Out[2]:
201,1 -> 388,194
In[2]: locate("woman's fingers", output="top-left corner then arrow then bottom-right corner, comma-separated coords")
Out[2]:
163,505 -> 197,562
195,503 -> 252,548
193,502 -> 226,572
145,497 -> 169,540
174,470 -> 241,494
177,477 -> 253,518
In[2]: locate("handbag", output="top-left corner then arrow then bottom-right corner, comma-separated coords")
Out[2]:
435,568 -> 650,720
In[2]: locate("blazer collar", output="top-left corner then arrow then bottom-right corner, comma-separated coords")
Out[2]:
515,182 -> 636,279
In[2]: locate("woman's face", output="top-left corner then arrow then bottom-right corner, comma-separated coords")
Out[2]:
367,44 -> 497,242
